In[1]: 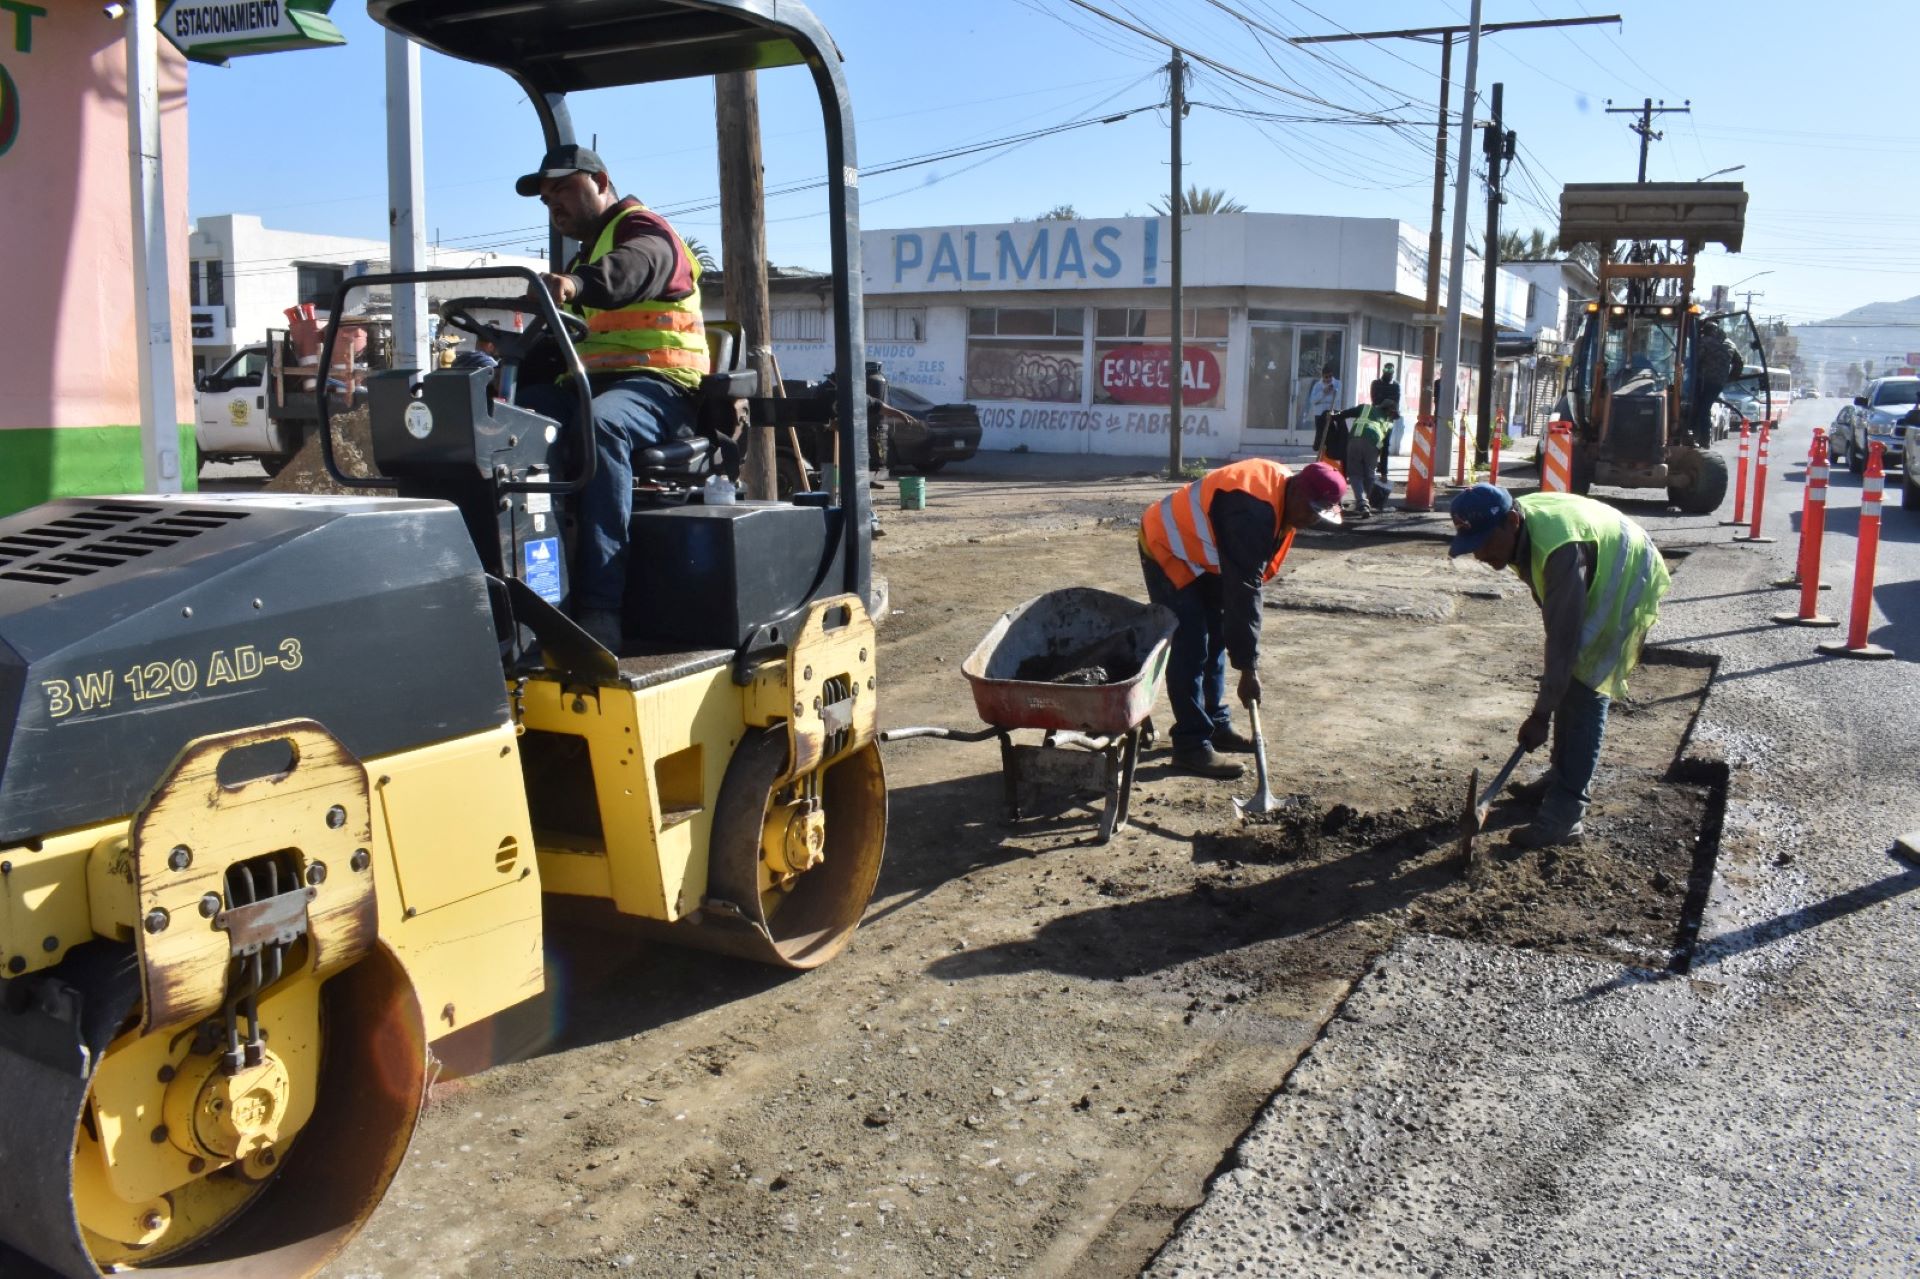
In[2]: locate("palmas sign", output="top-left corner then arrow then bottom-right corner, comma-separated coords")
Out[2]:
158,0 -> 345,65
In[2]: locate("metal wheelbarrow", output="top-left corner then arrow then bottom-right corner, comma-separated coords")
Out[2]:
881,587 -> 1176,844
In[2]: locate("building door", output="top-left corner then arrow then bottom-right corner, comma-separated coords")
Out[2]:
1292,327 -> 1347,436
1243,325 -> 1294,442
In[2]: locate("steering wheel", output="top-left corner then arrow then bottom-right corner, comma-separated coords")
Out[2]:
437,295 -> 589,367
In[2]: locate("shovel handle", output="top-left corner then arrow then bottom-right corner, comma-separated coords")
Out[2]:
1473,743 -> 1532,822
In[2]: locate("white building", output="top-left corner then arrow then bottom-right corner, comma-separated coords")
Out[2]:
754,212 -> 1533,459
186,214 -> 547,375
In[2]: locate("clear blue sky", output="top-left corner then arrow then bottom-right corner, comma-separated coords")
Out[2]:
185,0 -> 1917,325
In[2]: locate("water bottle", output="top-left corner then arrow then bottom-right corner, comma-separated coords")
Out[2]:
703,473 -> 737,505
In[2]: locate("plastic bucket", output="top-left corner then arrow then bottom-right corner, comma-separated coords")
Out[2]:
899,475 -> 927,510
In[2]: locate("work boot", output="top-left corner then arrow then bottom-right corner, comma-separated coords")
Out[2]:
1510,811 -> 1584,849
1169,744 -> 1245,780
1505,771 -> 1557,806
578,608 -> 624,653
1210,726 -> 1257,754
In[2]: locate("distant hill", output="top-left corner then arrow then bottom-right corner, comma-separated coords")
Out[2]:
1793,295 -> 1920,389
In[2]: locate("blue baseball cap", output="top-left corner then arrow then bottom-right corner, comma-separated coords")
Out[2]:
1447,483 -> 1515,557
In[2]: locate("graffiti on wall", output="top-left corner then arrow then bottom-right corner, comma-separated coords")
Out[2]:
965,347 -> 1083,403
0,3 -> 46,158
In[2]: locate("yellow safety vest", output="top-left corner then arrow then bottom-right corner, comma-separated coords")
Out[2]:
569,202 -> 710,390
1516,492 -> 1670,700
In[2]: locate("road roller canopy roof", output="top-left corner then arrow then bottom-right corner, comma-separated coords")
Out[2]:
1558,181 -> 1748,253
367,0 -> 843,93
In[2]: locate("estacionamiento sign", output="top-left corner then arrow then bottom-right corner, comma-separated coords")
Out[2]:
157,0 -> 345,64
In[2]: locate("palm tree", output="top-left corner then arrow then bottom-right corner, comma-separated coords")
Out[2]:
1497,227 -> 1554,260
1151,185 -> 1247,216
682,235 -> 720,275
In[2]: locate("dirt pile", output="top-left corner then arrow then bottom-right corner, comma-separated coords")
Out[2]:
1195,780 -> 1705,970
266,409 -> 393,496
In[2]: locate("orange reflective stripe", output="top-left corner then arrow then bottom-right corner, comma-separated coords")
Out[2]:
586,309 -> 706,335
580,347 -> 710,371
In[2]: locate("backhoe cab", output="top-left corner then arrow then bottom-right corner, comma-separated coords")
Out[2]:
0,4 -> 884,1275
1554,182 -> 1771,513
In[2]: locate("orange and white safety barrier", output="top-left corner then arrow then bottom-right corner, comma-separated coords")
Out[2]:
1774,429 -> 1837,627
1489,422 -> 1503,486
1736,422 -> 1775,543
1819,442 -> 1896,660
1541,422 -> 1573,493
1726,419 -> 1752,526
1403,415 -> 1435,511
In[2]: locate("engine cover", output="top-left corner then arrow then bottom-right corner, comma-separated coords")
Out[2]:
0,495 -> 506,844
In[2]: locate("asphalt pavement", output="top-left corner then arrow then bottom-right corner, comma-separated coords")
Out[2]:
1149,398 -> 1920,1277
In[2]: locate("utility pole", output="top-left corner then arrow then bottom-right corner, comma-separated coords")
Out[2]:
1606,97 -> 1689,182
1737,289 -> 1765,312
1167,50 -> 1186,480
715,70 -> 778,499
1477,82 -> 1514,466
1436,0 -> 1482,476
127,0 -> 183,494
386,30 -> 430,373
1420,34 -> 1453,425
1292,12 -> 1616,458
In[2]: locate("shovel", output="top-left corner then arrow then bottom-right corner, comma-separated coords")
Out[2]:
1456,742 -> 1530,874
1233,702 -> 1284,819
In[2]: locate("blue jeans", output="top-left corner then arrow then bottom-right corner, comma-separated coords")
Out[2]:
1541,678 -> 1611,825
1139,548 -> 1231,751
519,374 -> 696,612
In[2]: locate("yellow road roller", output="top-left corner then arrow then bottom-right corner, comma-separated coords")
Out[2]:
0,2 -> 883,1273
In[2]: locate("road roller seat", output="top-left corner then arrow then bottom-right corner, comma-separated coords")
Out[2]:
633,322 -> 758,489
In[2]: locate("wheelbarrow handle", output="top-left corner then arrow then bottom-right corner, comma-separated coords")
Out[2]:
878,725 -> 1003,744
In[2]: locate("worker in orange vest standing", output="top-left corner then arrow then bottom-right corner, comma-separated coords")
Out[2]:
1139,459 -> 1348,777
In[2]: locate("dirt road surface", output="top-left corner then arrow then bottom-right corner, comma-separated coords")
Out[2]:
330,468 -> 1713,1278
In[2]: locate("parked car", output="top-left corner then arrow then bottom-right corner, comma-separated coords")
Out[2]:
881,385 -> 983,474
1830,376 -> 1917,475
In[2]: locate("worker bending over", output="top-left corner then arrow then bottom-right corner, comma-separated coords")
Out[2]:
1140,459 -> 1348,778
515,144 -> 710,652
1448,484 -> 1671,848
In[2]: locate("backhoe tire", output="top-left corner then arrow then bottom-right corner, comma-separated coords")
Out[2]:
1667,448 -> 1730,515
1570,444 -> 1595,496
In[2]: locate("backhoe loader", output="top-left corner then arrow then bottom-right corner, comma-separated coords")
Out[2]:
1552,181 -> 1772,513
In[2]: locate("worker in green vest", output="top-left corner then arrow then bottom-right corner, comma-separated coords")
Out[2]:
1337,402 -> 1396,518
1447,484 -> 1671,848
515,144 -> 712,652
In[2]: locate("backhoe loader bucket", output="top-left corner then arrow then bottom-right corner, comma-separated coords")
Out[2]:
1558,182 -> 1747,252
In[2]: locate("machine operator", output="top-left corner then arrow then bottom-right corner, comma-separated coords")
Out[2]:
514,144 -> 711,652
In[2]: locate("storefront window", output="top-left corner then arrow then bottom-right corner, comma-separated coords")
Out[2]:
771,308 -> 827,342
1092,307 -> 1229,408
965,307 -> 1084,402
867,306 -> 926,341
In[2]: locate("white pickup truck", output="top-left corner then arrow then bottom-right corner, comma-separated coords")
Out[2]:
194,345 -> 304,476
195,319 -> 389,475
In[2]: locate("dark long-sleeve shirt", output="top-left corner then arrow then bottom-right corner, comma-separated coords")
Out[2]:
1512,522 -> 1594,716
1210,489 -> 1287,672
561,197 -> 694,310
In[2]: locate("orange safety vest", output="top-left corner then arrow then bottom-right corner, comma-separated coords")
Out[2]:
1140,459 -> 1295,590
